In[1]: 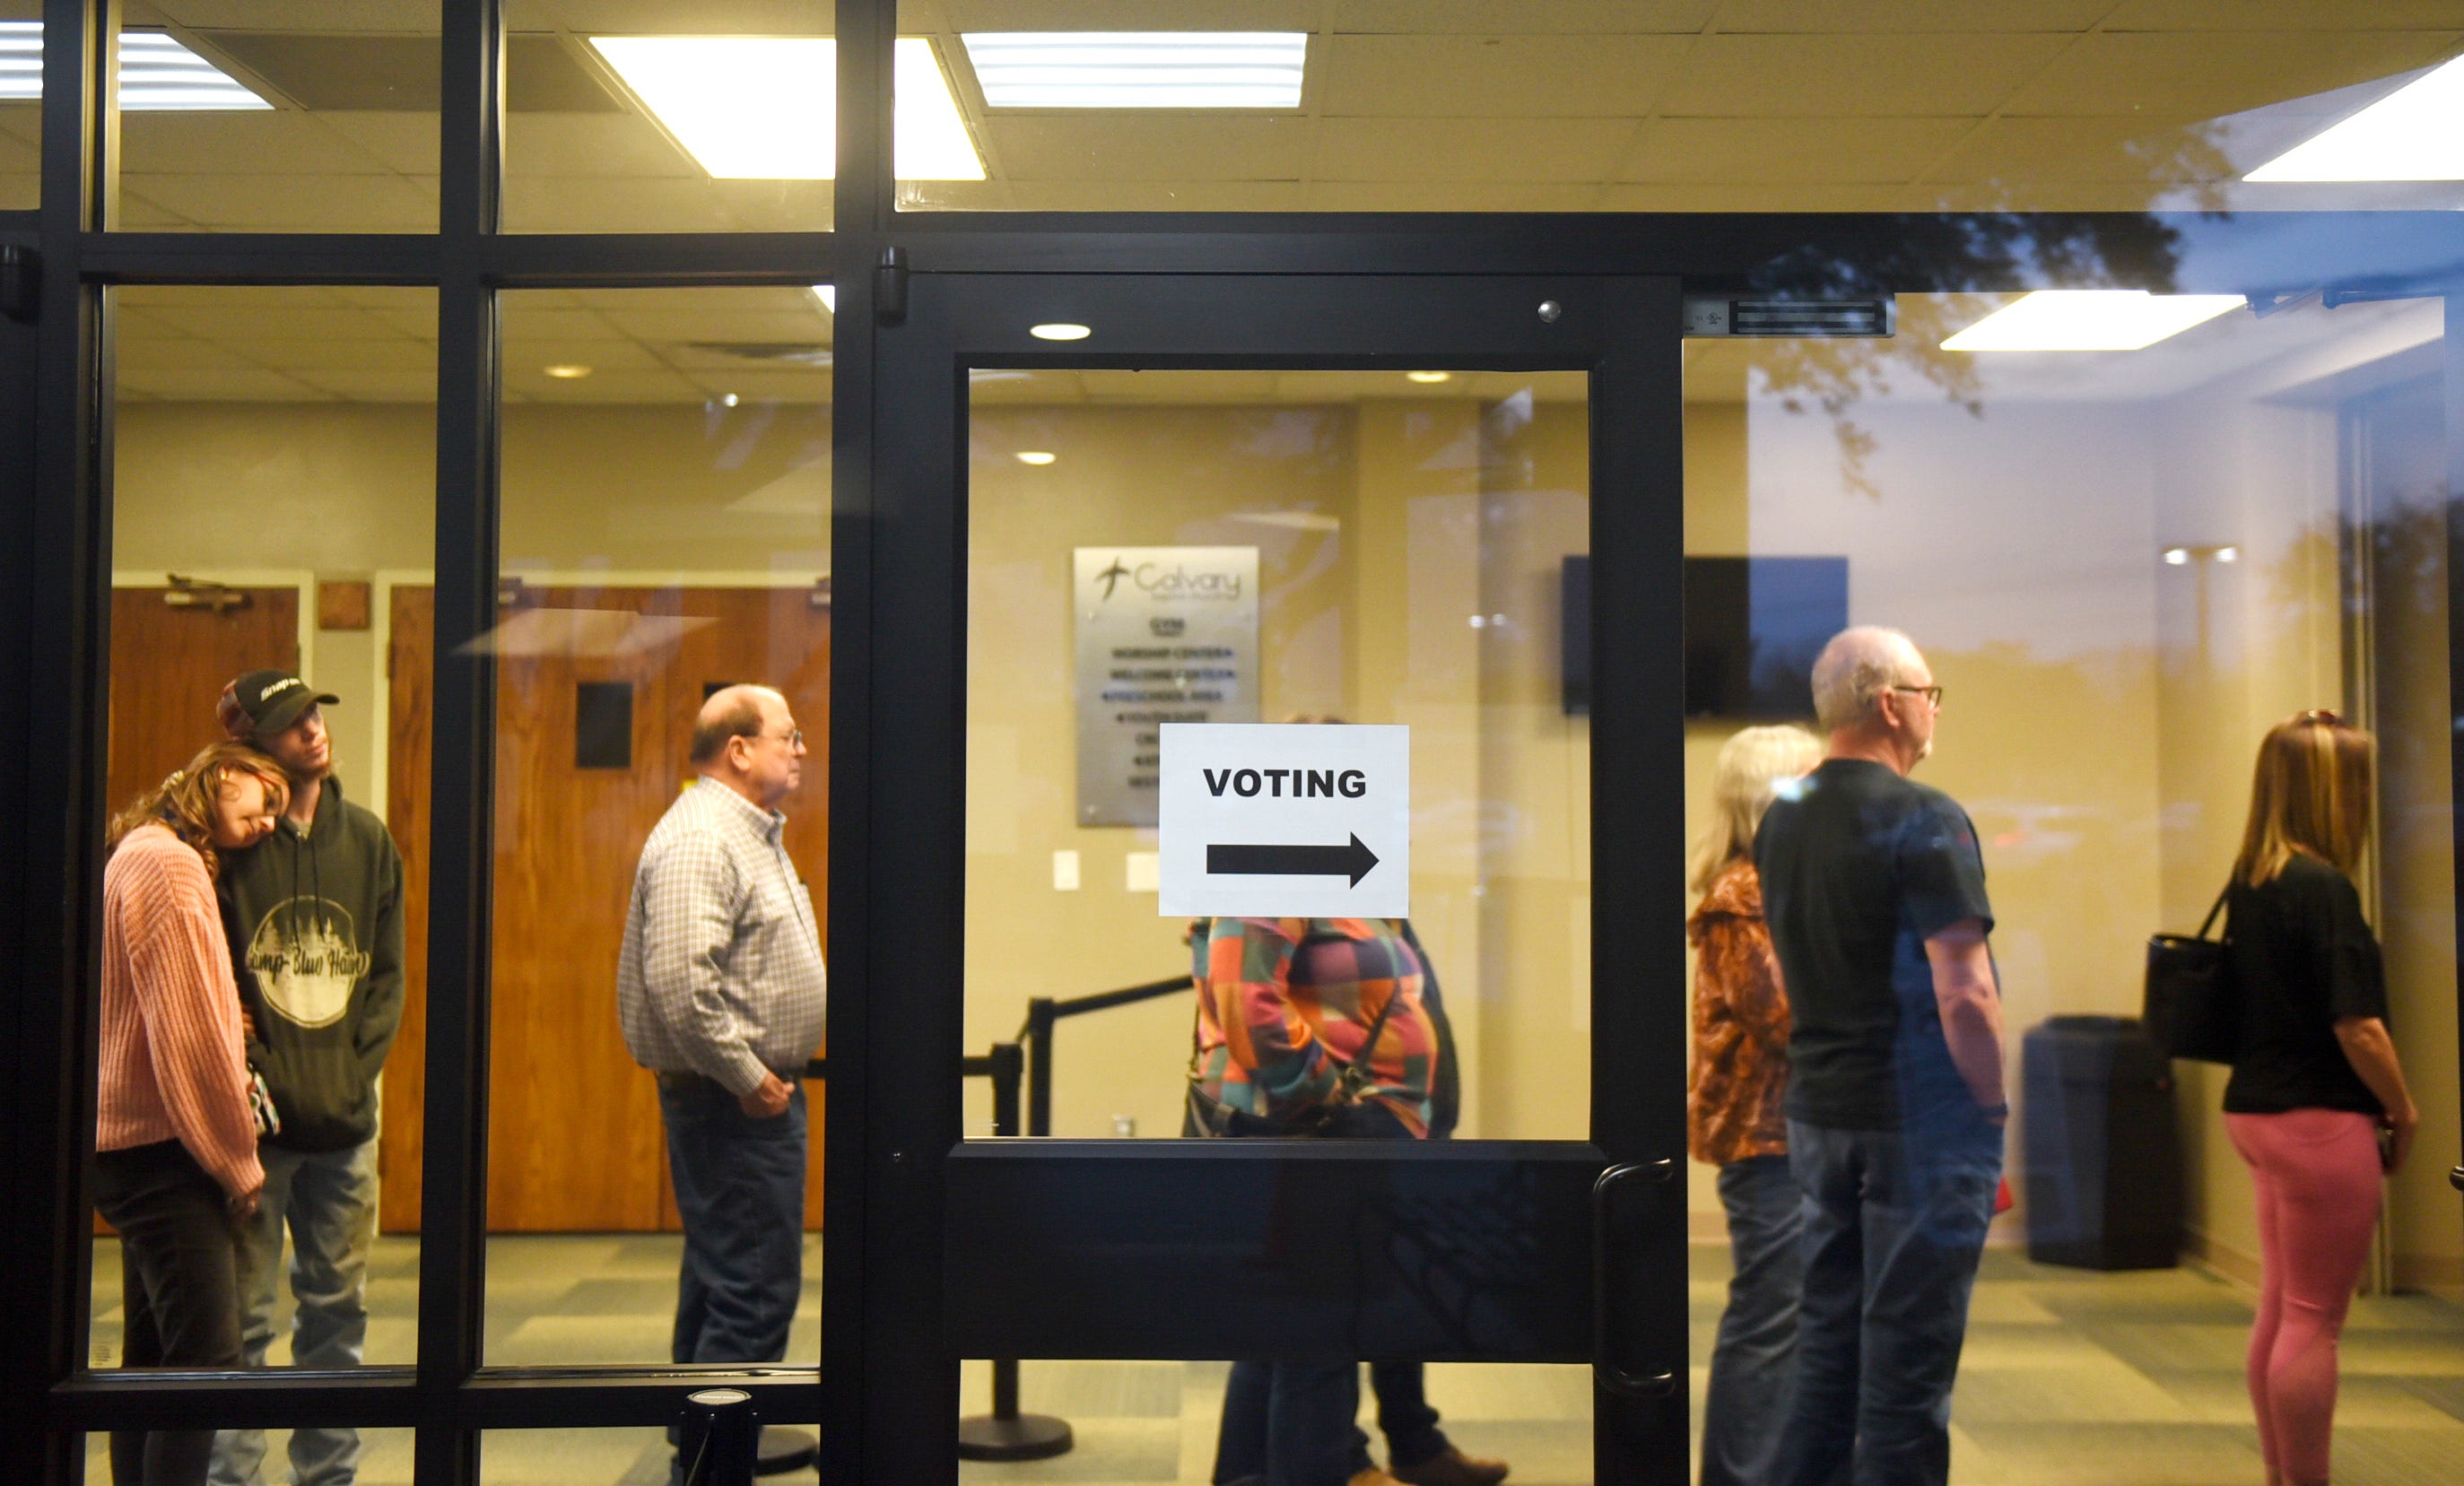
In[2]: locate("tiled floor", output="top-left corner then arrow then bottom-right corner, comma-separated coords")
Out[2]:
84,1237 -> 2464,1484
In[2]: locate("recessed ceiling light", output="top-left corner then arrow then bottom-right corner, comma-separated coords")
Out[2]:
1030,323 -> 1092,341
1941,291 -> 2244,352
0,24 -> 273,109
2163,548 -> 2190,565
962,31 -> 1308,109
588,36 -> 982,180
808,285 -> 837,315
2246,56 -> 2464,181
719,393 -> 741,408
2214,546 -> 2239,563
544,364 -> 593,378
1015,450 -> 1058,465
1405,370 -> 1453,384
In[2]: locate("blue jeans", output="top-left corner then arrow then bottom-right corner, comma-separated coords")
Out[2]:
211,1135 -> 379,1486
1773,1117 -> 2002,1486
659,1074 -> 807,1366
1701,1153 -> 1804,1486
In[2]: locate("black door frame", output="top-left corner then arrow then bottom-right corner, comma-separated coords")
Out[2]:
4,2 -> 2462,1483
854,270 -> 1689,1482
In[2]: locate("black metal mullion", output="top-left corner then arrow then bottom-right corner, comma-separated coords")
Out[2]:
414,0 -> 504,1481
2445,292 -> 2464,1207
16,3 -> 111,1481
840,0 -> 895,239
1587,277 -> 1690,1482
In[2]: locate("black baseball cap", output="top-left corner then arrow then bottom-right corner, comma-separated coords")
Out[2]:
223,670 -> 339,736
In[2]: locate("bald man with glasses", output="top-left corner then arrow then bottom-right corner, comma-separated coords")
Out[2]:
618,684 -> 825,1478
1754,628 -> 2007,1486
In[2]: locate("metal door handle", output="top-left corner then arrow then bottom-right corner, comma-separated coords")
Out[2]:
1592,1159 -> 1678,1400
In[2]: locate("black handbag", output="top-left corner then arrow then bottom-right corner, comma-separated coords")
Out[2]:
2145,888 -> 2238,1064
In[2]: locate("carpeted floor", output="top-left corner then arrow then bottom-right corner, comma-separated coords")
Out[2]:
83,1235 -> 2464,1484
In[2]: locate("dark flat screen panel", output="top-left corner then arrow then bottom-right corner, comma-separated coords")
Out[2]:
1564,555 -> 1846,719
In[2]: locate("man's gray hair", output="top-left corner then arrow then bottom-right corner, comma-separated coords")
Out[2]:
1810,626 -> 1921,732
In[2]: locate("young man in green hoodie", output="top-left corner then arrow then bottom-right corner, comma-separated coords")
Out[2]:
206,671 -> 405,1486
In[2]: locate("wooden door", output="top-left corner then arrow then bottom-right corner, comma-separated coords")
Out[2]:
382,586 -> 830,1233
108,587 -> 300,816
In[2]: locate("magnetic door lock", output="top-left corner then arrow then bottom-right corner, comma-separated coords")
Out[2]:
1684,295 -> 1894,338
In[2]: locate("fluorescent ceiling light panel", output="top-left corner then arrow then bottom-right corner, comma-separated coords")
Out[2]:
962,31 -> 1307,109
2247,56 -> 2464,181
808,285 -> 837,314
588,36 -> 982,180
1941,291 -> 2244,352
0,24 -> 273,109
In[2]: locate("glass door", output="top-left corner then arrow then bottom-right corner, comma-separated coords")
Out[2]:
849,273 -> 1690,1483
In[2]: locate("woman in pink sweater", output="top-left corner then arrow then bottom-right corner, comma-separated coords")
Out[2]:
96,741 -> 287,1486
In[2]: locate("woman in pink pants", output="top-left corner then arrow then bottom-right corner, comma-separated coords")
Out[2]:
2222,710 -> 2420,1486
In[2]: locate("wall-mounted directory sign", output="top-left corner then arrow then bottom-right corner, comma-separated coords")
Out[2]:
1075,546 -> 1259,827
1157,723 -> 1409,918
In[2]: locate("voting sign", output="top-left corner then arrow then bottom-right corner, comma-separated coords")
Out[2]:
1157,724 -> 1408,917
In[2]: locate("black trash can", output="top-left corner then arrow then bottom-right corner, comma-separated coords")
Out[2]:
2021,1015 -> 2182,1269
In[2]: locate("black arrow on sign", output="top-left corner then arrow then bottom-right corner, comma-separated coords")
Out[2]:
1207,835 -> 1380,887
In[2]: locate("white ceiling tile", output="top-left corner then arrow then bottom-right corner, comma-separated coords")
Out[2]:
678,368 -> 832,403
138,305 -> 413,341
219,339 -> 440,372
598,308 -> 832,343
1300,179 -> 1614,210
1925,116 -> 2236,184
138,4 -> 439,29
1003,179 -> 1306,210
286,369 -> 440,402
985,117 -> 1309,181
500,368 -> 705,402
315,112 -> 443,175
1313,117 -> 1634,181
520,1 -> 834,30
1334,2 -> 1715,32
1317,34 -> 1690,117
115,368 -> 334,402
116,285 -> 346,308
1621,116 -> 1977,182
2000,30 -> 2464,117
504,114 -> 699,178
1075,369 -> 1285,403
933,1 -> 1318,30
500,340 -> 670,373
1709,1 -> 2112,30
112,337 -> 268,372
2103,2 -> 2464,30
0,107 -> 39,147
501,176 -> 830,232
1659,33 -> 2073,115
500,306 -> 630,342
1594,181 -> 1921,210
109,187 -> 196,228
118,112 -> 405,176
122,172 -> 439,230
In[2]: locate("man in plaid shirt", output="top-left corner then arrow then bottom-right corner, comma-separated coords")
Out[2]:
618,684 -> 825,1417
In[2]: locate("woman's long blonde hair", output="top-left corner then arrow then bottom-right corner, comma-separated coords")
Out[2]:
1690,725 -> 1824,894
106,741 -> 290,882
2232,710 -> 2374,889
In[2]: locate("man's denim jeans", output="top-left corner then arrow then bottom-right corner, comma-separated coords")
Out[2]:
1774,1117 -> 2002,1486
211,1135 -> 379,1486
1702,1153 -> 1806,1486
661,1077 -> 807,1365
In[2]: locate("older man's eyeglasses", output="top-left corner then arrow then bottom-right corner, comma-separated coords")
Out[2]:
762,727 -> 805,749
1890,684 -> 1944,708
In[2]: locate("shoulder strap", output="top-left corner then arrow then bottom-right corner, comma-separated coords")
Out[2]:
2198,885 -> 2230,941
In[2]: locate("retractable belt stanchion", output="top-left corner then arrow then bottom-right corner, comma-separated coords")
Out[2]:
677,1387 -> 761,1486
957,1040 -> 1076,1462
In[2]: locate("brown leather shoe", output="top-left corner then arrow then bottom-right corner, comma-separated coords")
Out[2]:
1390,1446 -> 1511,1486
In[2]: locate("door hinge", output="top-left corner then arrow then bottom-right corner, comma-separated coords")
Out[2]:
1,244 -> 36,324
875,245 -> 910,326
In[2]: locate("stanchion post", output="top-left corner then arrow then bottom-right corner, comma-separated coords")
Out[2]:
956,1035 -> 1072,1462
1024,997 -> 1057,1137
677,1387 -> 759,1486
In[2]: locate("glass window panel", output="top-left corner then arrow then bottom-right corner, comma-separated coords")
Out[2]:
1679,287 -> 2454,1337
504,2 -> 834,232
95,288 -> 435,1403
486,287 -> 832,1366
82,1426 -> 413,1484
966,369 -> 1592,1143
112,4 -> 440,232
948,1359 -> 1589,1482
0,5 -> 35,210
897,2 -> 2464,213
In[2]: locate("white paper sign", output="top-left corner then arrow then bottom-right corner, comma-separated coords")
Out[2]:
1157,724 -> 1408,917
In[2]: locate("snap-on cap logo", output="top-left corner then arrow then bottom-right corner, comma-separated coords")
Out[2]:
260,678 -> 301,701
